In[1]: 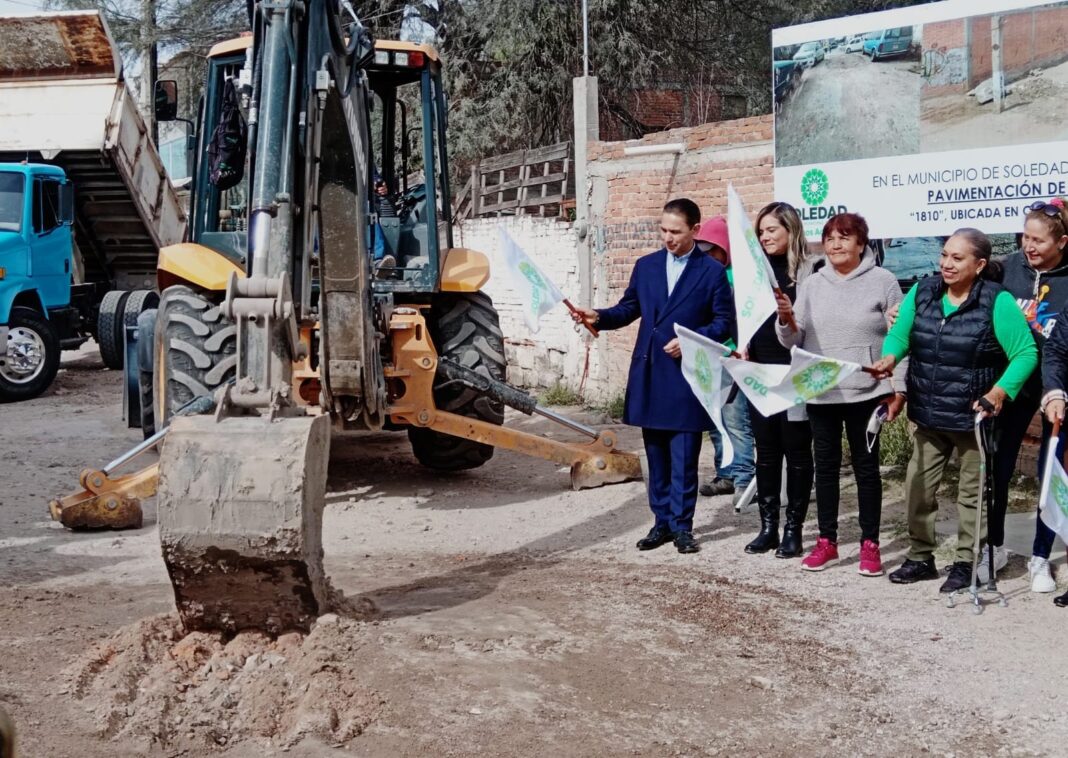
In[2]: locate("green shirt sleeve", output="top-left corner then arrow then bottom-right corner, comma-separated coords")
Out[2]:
881,283 -> 919,361
991,290 -> 1039,400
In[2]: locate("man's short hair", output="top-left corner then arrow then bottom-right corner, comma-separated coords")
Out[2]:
663,198 -> 701,227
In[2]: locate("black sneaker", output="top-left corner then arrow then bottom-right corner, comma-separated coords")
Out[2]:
699,477 -> 735,497
888,557 -> 938,584
636,524 -> 674,551
939,561 -> 974,594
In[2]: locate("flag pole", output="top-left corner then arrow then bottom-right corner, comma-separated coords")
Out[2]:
564,298 -> 600,337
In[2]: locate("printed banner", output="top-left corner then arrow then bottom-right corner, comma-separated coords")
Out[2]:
726,184 -> 779,351
674,325 -> 735,467
1039,445 -> 1068,545
773,0 -> 1068,253
497,226 -> 565,333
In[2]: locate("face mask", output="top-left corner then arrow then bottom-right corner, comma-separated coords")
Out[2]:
866,402 -> 890,453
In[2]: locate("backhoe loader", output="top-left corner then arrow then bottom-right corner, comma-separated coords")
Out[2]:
50,2 -> 639,634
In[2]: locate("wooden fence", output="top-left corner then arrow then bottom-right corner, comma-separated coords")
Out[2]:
453,142 -> 574,221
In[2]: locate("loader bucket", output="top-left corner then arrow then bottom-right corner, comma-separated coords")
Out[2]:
570,449 -> 643,491
157,414 -> 331,635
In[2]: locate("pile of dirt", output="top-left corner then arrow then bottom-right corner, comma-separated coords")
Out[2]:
63,612 -> 383,752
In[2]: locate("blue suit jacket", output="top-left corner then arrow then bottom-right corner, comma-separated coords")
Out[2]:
597,248 -> 735,432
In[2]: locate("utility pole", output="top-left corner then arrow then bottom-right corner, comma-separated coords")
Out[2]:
573,0 -> 598,309
139,0 -> 159,145
991,15 -> 1005,114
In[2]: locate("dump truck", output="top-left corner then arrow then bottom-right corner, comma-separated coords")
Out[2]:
51,2 -> 640,632
0,11 -> 186,382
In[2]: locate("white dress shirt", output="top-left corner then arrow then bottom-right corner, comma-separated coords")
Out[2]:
666,245 -> 694,296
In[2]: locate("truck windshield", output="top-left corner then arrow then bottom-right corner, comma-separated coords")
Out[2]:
0,172 -> 22,232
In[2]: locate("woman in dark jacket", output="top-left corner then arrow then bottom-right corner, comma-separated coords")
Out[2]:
743,202 -> 815,559
987,199 -> 1068,592
872,229 -> 1038,593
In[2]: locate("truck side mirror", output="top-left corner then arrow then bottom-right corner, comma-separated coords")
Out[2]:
155,80 -> 179,122
59,182 -> 74,225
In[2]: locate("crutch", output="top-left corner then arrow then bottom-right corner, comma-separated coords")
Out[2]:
948,398 -> 1007,613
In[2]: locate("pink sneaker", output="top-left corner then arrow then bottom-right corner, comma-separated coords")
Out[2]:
858,539 -> 884,577
801,537 -> 839,571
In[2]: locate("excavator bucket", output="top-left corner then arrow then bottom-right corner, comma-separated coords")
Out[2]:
157,414 -> 331,635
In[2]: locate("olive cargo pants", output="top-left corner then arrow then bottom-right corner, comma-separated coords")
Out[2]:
904,425 -> 985,564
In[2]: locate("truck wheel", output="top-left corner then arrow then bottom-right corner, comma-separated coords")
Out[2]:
121,291 -> 161,430
0,307 -> 61,403
407,291 -> 507,471
97,290 -> 130,370
154,286 -> 237,428
137,308 -> 157,438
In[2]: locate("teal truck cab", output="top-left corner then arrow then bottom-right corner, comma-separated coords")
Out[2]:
0,163 -> 77,401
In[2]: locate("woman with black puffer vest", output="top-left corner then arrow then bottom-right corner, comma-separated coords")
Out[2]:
872,229 -> 1038,594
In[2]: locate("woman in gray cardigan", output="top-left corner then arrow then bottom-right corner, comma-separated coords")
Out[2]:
775,213 -> 905,577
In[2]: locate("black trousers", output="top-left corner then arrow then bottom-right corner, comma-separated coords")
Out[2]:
807,398 -> 883,544
990,391 -> 1040,547
749,407 -> 813,507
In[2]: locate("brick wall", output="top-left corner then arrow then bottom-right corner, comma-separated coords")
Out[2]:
585,115 -> 775,400
599,86 -> 745,142
453,114 -> 775,403
923,8 -> 1068,98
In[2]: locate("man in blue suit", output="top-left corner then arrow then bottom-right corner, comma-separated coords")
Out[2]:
573,199 -> 735,553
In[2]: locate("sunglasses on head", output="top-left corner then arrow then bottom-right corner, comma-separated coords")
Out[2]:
1028,200 -> 1062,217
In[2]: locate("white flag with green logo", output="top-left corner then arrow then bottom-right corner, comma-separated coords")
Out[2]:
674,324 -> 735,467
497,226 -> 565,333
717,346 -> 862,418
1039,446 -> 1068,544
727,184 -> 779,351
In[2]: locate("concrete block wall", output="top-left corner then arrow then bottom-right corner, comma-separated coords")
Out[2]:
456,216 -> 593,392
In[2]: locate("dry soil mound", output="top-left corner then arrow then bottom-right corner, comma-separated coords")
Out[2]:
64,612 -> 381,752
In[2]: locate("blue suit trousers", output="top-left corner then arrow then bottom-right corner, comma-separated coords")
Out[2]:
642,428 -> 703,534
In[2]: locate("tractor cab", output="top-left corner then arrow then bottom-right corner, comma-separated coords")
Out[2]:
365,41 -> 452,293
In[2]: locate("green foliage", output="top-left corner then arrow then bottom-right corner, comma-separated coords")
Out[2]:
540,382 -> 583,407
591,394 -> 626,421
879,415 -> 914,469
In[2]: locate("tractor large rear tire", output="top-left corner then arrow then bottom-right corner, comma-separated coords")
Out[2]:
408,291 -> 506,471
154,286 -> 237,428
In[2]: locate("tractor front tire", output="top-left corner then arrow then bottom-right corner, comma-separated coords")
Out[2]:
408,291 -> 507,471
154,286 -> 237,428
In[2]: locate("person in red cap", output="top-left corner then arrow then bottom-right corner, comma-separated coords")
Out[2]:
694,216 -> 755,503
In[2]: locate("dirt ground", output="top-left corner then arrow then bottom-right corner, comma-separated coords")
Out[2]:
920,59 -> 1068,154
3,345 -> 1068,757
777,49 -> 921,167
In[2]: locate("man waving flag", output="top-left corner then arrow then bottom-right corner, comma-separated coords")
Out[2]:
497,226 -> 565,333
726,184 -> 780,351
